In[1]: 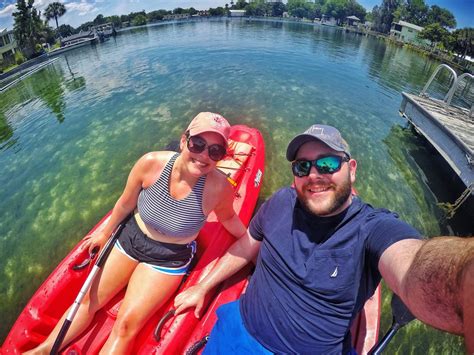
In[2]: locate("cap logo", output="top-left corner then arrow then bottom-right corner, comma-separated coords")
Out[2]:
210,114 -> 226,127
308,126 -> 324,135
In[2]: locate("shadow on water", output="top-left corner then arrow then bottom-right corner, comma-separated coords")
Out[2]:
384,124 -> 474,235
0,113 -> 13,144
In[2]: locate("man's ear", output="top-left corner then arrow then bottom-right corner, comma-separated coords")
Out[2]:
349,159 -> 357,183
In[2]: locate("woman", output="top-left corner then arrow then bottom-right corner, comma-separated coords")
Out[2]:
27,112 -> 248,354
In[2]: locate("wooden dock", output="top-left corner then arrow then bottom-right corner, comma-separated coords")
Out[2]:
399,92 -> 473,195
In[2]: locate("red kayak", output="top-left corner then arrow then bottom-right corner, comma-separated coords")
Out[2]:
2,124 -> 380,354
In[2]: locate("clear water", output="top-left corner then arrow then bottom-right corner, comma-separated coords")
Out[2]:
1,19 -> 471,351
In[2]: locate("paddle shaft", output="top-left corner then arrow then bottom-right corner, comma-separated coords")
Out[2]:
369,322 -> 400,355
50,223 -> 124,355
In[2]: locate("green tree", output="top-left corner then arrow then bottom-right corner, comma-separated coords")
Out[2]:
147,10 -> 169,22
287,0 -> 307,13
12,0 -> 45,58
246,0 -> 267,16
406,0 -> 428,25
106,15 -> 122,28
128,11 -> 147,24
44,2 -> 66,31
451,28 -> 474,59
426,5 -> 456,29
322,0 -> 347,23
209,7 -> 225,16
347,1 -> 366,22
372,0 -> 403,33
418,22 -> 448,48
93,14 -> 106,25
235,0 -> 247,10
271,2 -> 287,17
56,24 -> 75,37
393,0 -> 428,26
131,14 -> 147,26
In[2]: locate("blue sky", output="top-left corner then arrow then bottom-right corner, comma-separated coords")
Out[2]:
1,0 -> 472,31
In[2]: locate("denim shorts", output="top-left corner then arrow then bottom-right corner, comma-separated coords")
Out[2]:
114,215 -> 197,275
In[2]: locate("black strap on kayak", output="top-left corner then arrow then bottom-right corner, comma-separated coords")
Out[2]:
72,249 -> 98,271
154,309 -> 176,341
186,335 -> 209,355
153,252 -> 200,342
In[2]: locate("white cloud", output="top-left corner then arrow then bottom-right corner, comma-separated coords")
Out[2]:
0,3 -> 15,17
65,1 -> 98,16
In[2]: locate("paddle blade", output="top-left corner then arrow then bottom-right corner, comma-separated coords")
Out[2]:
368,294 -> 416,355
391,294 -> 415,326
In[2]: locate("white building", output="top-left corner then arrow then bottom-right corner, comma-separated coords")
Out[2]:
0,28 -> 17,63
390,20 -> 425,44
163,14 -> 190,20
229,10 -> 246,17
321,15 -> 337,26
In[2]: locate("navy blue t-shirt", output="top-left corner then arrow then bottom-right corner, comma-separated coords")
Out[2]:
241,187 -> 421,354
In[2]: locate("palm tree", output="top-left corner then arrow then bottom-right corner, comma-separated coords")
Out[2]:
44,2 -> 66,31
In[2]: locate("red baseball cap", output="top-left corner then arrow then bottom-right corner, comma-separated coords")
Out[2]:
187,112 -> 231,144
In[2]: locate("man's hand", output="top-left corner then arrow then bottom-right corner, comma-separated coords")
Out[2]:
174,284 -> 209,318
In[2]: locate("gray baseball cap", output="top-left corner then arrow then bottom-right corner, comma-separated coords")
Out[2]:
286,124 -> 350,161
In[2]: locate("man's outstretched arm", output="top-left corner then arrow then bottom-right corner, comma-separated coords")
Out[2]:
379,237 -> 474,353
174,230 -> 261,317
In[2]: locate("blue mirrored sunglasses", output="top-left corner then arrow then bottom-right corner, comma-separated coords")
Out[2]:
291,155 -> 350,177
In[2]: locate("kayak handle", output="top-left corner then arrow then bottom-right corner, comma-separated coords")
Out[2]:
72,248 -> 98,271
154,309 -> 175,341
186,335 -> 209,355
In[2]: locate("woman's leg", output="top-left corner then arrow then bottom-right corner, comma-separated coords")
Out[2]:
25,248 -> 139,355
100,264 -> 184,355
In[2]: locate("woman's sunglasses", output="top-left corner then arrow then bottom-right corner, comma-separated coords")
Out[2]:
291,155 -> 350,177
186,133 -> 227,162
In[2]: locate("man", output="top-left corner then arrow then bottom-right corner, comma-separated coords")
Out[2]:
174,124 -> 474,354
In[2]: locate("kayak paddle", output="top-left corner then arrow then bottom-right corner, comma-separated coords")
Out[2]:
50,223 -> 124,354
369,293 -> 416,354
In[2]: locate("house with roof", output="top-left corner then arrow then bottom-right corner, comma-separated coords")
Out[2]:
321,14 -> 337,26
0,28 -> 18,64
163,14 -> 190,20
390,20 -> 426,44
346,15 -> 360,27
229,10 -> 246,17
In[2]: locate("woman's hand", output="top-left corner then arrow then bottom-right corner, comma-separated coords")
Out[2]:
83,230 -> 110,256
174,284 -> 209,318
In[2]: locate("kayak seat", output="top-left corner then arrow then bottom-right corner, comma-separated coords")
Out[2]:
217,140 -> 254,184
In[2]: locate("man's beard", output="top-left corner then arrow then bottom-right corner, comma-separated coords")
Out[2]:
296,171 -> 352,217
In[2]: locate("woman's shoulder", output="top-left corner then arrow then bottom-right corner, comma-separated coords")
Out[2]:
133,151 -> 177,178
139,151 -> 176,167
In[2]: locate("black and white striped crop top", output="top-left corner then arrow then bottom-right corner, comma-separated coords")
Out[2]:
137,153 -> 207,238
